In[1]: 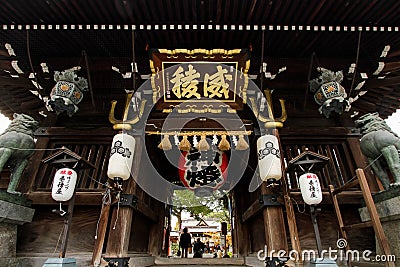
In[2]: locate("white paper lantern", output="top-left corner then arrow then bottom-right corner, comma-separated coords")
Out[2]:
51,168 -> 77,202
299,172 -> 323,205
107,133 -> 135,181
257,134 -> 282,181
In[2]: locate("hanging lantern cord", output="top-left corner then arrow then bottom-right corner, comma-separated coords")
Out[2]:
113,192 -> 121,230
95,184 -> 112,239
113,177 -> 123,192
51,202 -> 67,217
265,179 -> 280,188
59,203 -> 66,216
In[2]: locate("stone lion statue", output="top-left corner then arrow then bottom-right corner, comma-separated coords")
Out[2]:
0,113 -> 38,194
355,112 -> 400,190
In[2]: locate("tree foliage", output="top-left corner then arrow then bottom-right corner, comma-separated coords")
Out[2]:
171,190 -> 222,230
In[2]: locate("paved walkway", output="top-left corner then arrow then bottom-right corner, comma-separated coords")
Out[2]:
155,256 -> 245,266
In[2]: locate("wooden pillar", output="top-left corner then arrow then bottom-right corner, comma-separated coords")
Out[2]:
60,193 -> 77,258
148,201 -> 165,256
233,189 -> 250,257
277,130 -> 302,263
347,137 -> 379,192
163,206 -> 171,256
260,129 -> 288,254
92,204 -> 111,266
356,169 -> 395,267
104,136 -> 142,258
281,172 -> 302,263
260,184 -> 288,253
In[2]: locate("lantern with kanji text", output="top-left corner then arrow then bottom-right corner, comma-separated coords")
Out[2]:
178,149 -> 228,197
51,168 -> 77,202
299,172 -> 323,205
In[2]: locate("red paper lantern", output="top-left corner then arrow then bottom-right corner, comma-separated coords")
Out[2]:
178,150 -> 228,197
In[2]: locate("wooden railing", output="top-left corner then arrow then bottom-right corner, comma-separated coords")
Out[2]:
34,142 -> 111,191
282,141 -> 357,190
16,127 -> 116,204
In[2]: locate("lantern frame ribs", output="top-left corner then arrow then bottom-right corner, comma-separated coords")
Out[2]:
42,146 -> 96,170
42,147 -> 95,260
286,149 -> 330,173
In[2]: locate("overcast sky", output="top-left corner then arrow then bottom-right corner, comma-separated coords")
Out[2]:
385,109 -> 400,135
0,113 -> 10,133
1,110 -> 400,135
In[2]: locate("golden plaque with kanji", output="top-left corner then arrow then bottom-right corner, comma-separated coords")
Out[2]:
149,48 -> 250,111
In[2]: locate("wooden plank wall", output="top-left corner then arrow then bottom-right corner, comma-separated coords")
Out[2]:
293,205 -> 375,253
17,204 -> 163,255
17,206 -> 100,254
241,204 -> 375,254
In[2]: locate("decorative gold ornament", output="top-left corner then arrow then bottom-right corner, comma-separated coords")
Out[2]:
178,136 -> 191,151
218,134 -> 231,151
236,134 -> 249,150
249,89 -> 287,129
109,93 -> 147,130
197,135 -> 210,151
158,135 -> 172,150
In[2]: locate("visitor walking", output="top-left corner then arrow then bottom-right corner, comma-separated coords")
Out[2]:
193,238 -> 205,258
179,227 -> 191,258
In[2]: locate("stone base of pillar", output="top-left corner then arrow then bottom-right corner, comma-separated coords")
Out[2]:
359,185 -> 400,267
42,257 -> 77,267
0,192 -> 35,266
0,257 -> 20,266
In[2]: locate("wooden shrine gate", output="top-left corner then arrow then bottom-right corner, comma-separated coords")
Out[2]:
3,121 -> 383,266
1,48 -> 389,266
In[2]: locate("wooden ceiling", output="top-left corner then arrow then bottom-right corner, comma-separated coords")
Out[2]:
0,0 -> 400,123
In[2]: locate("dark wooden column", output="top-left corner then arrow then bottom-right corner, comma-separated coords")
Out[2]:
104,136 -> 142,257
260,185 -> 288,253
277,129 -> 302,264
281,166 -> 302,259
148,201 -> 166,256
347,137 -> 379,192
233,189 -> 250,257
92,204 -> 111,266
260,129 -> 288,254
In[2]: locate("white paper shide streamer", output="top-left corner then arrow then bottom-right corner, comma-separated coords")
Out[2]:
107,133 -> 135,181
299,172 -> 323,205
257,134 -> 282,182
51,168 -> 77,202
